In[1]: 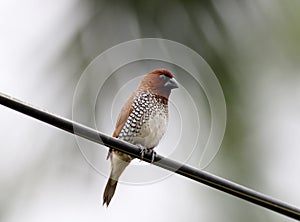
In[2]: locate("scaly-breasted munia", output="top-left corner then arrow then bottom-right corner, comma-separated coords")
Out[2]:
103,69 -> 179,207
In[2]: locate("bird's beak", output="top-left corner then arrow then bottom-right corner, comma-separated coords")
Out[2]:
165,78 -> 179,89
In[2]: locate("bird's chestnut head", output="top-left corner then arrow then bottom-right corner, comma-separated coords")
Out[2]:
139,69 -> 179,99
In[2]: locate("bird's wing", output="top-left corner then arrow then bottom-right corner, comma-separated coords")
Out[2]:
112,93 -> 134,138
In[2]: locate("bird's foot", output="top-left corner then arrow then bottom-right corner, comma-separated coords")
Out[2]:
137,145 -> 156,163
106,149 -> 112,160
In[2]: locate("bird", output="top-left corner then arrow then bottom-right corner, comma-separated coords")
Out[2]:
102,69 -> 179,207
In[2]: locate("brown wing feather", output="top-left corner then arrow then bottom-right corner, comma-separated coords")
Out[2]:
106,93 -> 134,160
112,93 -> 134,138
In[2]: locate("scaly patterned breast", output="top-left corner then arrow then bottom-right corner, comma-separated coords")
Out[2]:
118,90 -> 168,148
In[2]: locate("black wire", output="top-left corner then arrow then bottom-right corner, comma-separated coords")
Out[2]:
0,92 -> 300,220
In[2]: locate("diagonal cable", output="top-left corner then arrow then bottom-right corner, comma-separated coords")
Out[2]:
0,92 -> 299,220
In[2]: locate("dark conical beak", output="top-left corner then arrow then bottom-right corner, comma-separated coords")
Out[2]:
165,77 -> 179,89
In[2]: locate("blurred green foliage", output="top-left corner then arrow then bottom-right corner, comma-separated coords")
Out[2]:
1,0 -> 300,222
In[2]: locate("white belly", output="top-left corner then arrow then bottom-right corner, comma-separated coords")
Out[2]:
133,110 -> 168,148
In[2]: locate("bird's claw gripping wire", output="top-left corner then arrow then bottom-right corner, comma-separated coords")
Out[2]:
106,149 -> 112,160
138,145 -> 156,163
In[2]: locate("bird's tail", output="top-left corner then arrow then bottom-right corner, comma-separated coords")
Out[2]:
103,151 -> 131,206
103,178 -> 118,207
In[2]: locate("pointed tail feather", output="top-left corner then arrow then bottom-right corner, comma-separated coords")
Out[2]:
103,178 -> 118,207
103,151 -> 131,206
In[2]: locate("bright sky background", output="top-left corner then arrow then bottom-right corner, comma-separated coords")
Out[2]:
1,1 -> 300,222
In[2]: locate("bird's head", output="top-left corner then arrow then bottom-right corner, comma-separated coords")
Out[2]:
139,69 -> 179,99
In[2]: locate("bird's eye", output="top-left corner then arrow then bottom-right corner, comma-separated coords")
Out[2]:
159,74 -> 167,80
